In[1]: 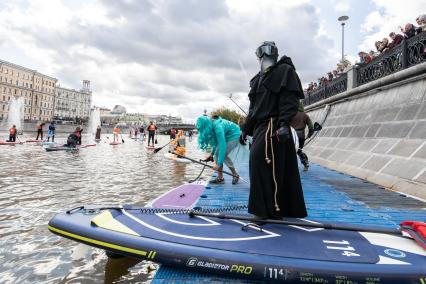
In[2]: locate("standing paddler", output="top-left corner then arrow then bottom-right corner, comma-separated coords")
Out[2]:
240,41 -> 307,220
95,125 -> 102,140
147,121 -> 157,147
47,121 -> 56,142
36,122 -> 45,140
8,125 -> 17,142
290,101 -> 314,171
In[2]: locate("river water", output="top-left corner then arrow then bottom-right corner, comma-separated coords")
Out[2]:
0,133 -> 210,283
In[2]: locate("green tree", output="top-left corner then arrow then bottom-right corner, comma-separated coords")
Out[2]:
211,107 -> 245,124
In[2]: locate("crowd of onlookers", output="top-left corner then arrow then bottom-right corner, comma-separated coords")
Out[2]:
358,14 -> 426,66
305,58 -> 352,94
305,14 -> 426,96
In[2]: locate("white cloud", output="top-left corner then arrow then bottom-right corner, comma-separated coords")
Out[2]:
334,1 -> 350,12
358,0 -> 425,52
0,0 -> 339,120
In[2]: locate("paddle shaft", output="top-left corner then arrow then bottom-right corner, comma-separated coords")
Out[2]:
190,212 -> 403,236
172,152 -> 249,183
154,141 -> 171,153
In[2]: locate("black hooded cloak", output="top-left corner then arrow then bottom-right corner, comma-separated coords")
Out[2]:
243,56 -> 307,219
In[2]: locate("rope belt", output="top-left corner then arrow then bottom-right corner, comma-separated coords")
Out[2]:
264,117 -> 280,212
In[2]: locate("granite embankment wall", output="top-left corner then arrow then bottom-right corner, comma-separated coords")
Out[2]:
305,62 -> 426,199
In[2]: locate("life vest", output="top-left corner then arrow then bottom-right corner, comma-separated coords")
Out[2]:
37,124 -> 42,130
9,128 -> 16,135
113,127 -> 120,134
148,125 -> 156,131
171,129 -> 176,135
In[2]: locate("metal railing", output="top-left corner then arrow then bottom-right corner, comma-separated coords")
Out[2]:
304,72 -> 347,106
305,32 -> 426,106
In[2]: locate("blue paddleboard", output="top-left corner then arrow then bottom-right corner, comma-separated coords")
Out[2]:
48,206 -> 426,283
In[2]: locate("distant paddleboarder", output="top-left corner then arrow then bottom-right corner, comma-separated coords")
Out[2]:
95,125 -> 101,140
65,127 -> 80,148
36,122 -> 45,140
241,41 -> 307,219
47,121 -> 56,142
170,130 -> 187,156
8,125 -> 17,142
147,121 -> 157,147
113,125 -> 120,143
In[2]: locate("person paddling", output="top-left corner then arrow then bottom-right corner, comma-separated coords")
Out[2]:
196,115 -> 241,185
36,122 -> 45,140
65,127 -> 80,148
8,125 -> 17,142
113,125 -> 120,143
147,121 -> 157,147
95,125 -> 101,140
47,121 -> 56,142
170,130 -> 187,156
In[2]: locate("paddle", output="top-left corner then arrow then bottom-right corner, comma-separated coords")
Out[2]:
172,152 -> 250,184
154,141 -> 171,153
120,133 -> 125,143
188,211 -> 424,239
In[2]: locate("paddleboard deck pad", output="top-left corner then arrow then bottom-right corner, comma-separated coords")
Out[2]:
147,181 -> 207,209
48,207 -> 426,283
164,152 -> 191,163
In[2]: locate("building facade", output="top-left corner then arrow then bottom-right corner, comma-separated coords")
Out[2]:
0,59 -> 57,121
54,81 -> 92,122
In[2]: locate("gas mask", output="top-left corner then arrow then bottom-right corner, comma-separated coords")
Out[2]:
255,41 -> 278,72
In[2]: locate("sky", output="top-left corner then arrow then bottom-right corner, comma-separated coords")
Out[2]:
0,0 -> 424,122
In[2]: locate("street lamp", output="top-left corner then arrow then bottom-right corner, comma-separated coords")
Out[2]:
338,15 -> 349,61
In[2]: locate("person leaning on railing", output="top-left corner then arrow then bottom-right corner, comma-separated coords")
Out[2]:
388,32 -> 404,49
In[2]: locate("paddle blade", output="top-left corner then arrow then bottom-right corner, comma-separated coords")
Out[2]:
155,139 -> 158,144
314,122 -> 322,131
122,139 -> 125,143
401,221 -> 426,250
153,147 -> 161,153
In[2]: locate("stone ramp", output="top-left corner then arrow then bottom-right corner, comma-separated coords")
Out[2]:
305,66 -> 426,199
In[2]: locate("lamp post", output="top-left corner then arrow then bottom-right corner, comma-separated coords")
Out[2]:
338,16 -> 349,61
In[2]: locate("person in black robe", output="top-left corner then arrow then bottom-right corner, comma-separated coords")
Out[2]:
241,41 -> 307,219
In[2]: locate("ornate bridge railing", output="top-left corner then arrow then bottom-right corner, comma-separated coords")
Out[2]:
407,31 -> 426,67
304,72 -> 347,106
305,32 -> 426,106
357,32 -> 426,86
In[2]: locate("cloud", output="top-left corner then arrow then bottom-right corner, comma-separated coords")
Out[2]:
0,0 -> 338,121
358,0 -> 425,52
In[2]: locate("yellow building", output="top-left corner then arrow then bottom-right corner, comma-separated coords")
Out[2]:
0,59 -> 57,121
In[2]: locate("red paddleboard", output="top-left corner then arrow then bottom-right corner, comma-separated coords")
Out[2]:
146,146 -> 155,150
147,180 -> 207,209
0,141 -> 23,145
110,142 -> 122,145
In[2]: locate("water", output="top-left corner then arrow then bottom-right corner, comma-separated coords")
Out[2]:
0,134 -> 210,283
88,108 -> 101,136
2,97 -> 24,132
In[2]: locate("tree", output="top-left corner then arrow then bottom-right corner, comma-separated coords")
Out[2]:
211,107 -> 245,124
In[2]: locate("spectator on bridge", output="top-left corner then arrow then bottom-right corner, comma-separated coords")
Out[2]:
402,23 -> 417,39
374,41 -> 382,53
416,14 -> 426,32
388,32 -> 404,49
327,72 -> 333,82
380,38 -> 389,53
